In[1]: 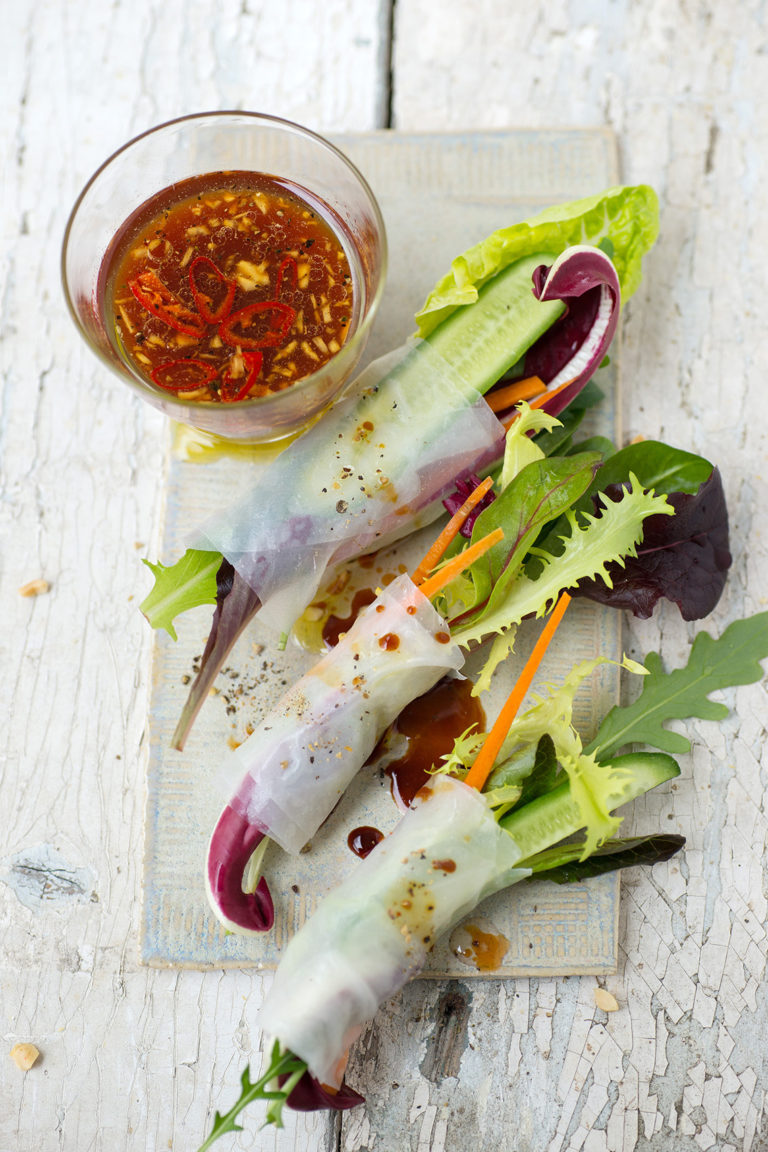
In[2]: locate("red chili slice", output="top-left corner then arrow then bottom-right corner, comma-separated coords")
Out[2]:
219,301 -> 296,350
150,358 -> 217,393
188,256 -> 236,325
128,270 -> 206,336
220,351 -> 263,402
276,256 -> 298,299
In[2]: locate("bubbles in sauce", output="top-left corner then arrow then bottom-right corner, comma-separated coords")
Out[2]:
347,826 -> 384,859
450,917 -> 510,971
374,676 -> 486,812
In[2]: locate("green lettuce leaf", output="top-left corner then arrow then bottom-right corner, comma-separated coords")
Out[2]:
499,402 -> 562,490
533,379 -> 606,458
415,185 -> 659,337
450,478 -> 672,646
140,549 -> 221,640
528,439 -> 714,577
588,612 -> 768,758
462,450 -> 604,623
489,655 -> 645,856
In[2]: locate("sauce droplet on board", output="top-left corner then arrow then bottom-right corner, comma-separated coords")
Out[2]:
347,826 -> 384,859
376,677 -> 486,812
450,917 -> 510,971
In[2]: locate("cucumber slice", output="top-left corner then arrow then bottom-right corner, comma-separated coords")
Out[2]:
499,751 -> 680,862
425,253 -> 564,395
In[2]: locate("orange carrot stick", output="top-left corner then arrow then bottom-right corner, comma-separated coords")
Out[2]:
411,475 -> 495,586
485,376 -> 547,413
463,591 -> 572,792
500,376 -> 577,431
417,527 -> 504,602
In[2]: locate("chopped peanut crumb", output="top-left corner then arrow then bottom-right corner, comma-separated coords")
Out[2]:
594,987 -> 619,1012
19,579 -> 49,598
11,1044 -> 40,1070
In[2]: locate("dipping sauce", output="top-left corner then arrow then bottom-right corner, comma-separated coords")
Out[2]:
347,825 -> 385,859
101,172 -> 354,403
377,676 -> 486,811
450,917 -> 510,971
321,588 -> 377,648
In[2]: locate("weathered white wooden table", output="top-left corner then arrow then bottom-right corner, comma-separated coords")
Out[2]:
2,3 -> 766,1150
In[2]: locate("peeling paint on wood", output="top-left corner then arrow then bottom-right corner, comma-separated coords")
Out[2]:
1,845 -> 96,911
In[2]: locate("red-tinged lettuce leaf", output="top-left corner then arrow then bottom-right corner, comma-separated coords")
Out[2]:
173,562 -> 261,750
442,472 -> 497,538
498,245 -> 621,420
206,806 -> 274,933
572,469 -> 731,621
529,440 -> 718,576
281,1071 -> 365,1112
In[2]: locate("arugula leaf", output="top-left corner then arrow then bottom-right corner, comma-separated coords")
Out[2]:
587,613 -> 768,759
522,832 -> 685,882
140,549 -> 221,640
197,1042 -> 307,1151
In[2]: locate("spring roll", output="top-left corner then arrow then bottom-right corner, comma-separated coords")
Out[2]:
258,775 -> 527,1087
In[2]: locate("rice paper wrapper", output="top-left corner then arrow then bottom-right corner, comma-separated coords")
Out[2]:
259,776 -> 528,1085
226,575 -> 463,854
194,341 -> 505,632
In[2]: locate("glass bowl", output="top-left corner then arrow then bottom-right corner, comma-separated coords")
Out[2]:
62,111 -> 387,443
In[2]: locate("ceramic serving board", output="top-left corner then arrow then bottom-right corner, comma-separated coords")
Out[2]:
141,127 -> 624,975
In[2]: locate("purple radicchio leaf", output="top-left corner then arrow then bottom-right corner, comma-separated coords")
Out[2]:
491,245 -> 620,421
281,1070 -> 365,1112
172,560 -> 261,751
442,472 -> 497,538
572,468 -> 731,621
206,805 -> 274,933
